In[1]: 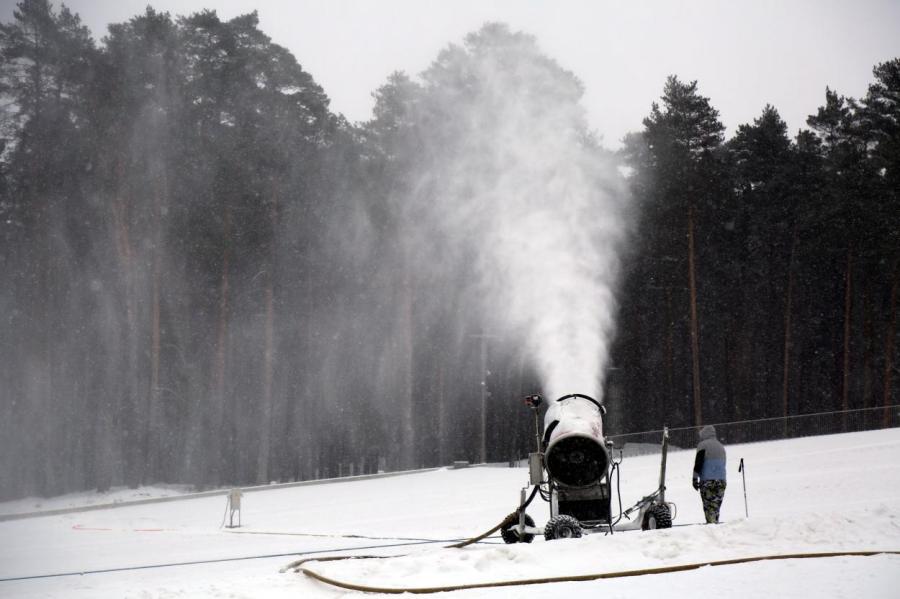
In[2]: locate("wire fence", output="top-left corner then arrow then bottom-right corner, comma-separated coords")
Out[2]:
607,404 -> 900,454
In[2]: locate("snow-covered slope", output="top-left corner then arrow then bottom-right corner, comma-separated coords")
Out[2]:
2,428 -> 898,598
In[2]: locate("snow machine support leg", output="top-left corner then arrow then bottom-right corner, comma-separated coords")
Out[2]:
612,427 -> 675,532
659,427 -> 669,504
500,486 -> 542,544
518,487 -> 528,536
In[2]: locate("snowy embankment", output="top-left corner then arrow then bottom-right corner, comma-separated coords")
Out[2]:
1,428 -> 898,598
0,484 -> 195,517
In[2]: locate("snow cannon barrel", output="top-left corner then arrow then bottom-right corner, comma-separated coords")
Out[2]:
543,394 -> 609,487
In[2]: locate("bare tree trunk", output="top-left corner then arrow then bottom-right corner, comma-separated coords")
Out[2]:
257,192 -> 278,484
862,285 -> 874,418
687,204 -> 702,426
883,260 -> 898,428
145,173 -> 166,484
437,363 -> 446,466
143,26 -> 176,486
30,53 -> 50,490
723,320 -> 737,423
146,216 -> 160,483
782,226 -> 797,433
256,270 -> 275,483
479,333 -> 487,464
211,206 -> 231,484
841,244 -> 853,430
39,189 -> 56,495
31,52 -> 51,488
665,286 -> 674,422
124,259 -> 140,487
399,262 -> 415,470
294,250 -> 315,478
111,158 -> 139,488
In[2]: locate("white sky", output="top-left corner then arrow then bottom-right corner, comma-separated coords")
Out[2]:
3,0 -> 899,147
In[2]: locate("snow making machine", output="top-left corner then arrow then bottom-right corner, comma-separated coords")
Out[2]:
501,393 -> 675,543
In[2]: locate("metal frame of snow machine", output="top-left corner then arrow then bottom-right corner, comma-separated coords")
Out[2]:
501,393 -> 676,543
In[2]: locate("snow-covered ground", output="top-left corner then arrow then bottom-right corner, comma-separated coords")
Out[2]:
1,428 -> 898,598
0,484 -> 196,516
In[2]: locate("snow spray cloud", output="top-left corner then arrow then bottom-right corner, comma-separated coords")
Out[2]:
403,24 -> 629,400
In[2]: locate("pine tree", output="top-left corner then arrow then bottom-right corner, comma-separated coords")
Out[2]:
632,76 -> 726,426
0,0 -> 98,496
807,88 -> 880,419
727,106 -> 794,421
859,59 -> 900,423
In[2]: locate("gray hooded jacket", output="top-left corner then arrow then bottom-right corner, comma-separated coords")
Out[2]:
693,425 -> 726,482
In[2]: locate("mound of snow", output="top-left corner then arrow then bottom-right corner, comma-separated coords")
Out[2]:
307,505 -> 900,589
0,484 -> 194,516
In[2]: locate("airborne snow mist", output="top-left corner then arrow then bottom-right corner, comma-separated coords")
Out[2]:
392,24 -> 629,401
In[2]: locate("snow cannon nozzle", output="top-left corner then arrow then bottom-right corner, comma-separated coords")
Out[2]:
543,393 -> 609,488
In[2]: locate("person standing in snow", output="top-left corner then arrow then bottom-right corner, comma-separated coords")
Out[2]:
692,425 -> 726,523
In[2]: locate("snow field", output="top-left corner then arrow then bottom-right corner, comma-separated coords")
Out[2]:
1,427 -> 898,598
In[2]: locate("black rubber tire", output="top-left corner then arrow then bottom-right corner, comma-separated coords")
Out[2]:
641,503 -> 673,530
501,513 -> 536,544
543,514 -> 583,541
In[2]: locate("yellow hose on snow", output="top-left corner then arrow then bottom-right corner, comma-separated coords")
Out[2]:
291,550 -> 900,594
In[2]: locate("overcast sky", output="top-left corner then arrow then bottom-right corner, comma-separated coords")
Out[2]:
3,0 -> 899,147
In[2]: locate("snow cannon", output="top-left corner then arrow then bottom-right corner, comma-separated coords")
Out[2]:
543,394 -> 609,488
501,393 -> 676,544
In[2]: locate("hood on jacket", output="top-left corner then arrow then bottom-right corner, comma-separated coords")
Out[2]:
699,425 -> 717,441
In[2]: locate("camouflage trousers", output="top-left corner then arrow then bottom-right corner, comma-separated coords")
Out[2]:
699,480 -> 726,523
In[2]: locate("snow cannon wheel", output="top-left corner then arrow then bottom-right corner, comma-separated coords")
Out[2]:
641,503 -> 673,530
543,515 -> 583,541
501,513 -> 536,544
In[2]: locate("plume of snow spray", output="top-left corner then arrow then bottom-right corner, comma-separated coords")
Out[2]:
406,25 -> 629,401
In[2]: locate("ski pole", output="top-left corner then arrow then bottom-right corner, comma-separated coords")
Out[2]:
738,458 -> 748,518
